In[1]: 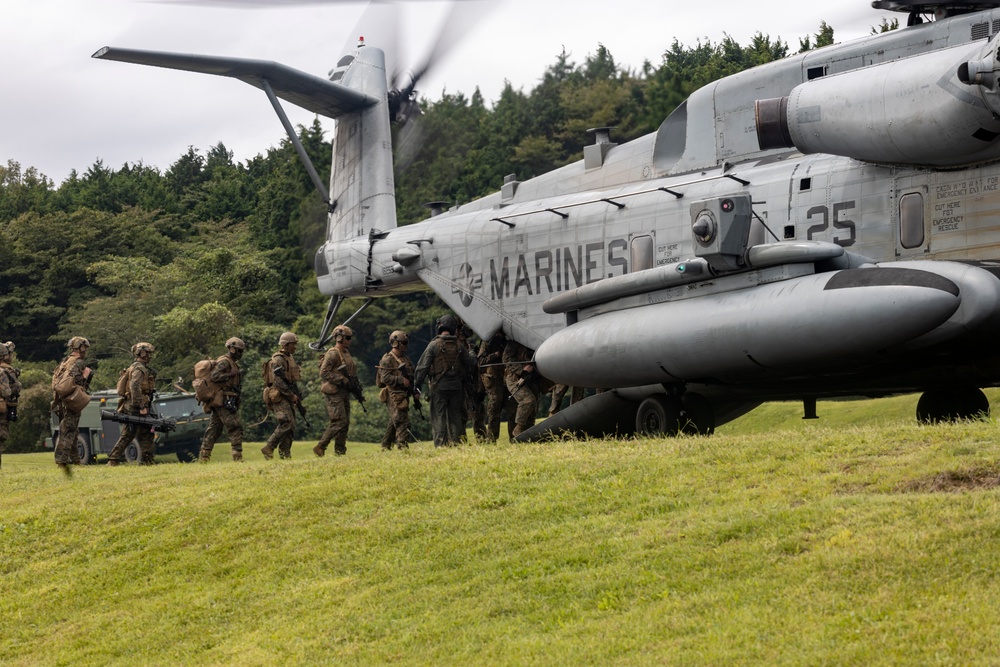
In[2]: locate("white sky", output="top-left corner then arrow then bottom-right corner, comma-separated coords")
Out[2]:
1,0 -> 898,184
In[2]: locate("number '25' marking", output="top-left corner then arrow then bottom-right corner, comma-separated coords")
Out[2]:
805,201 -> 856,247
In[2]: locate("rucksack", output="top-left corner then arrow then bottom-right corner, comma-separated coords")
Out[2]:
192,358 -> 223,411
51,358 -> 76,398
116,366 -> 131,397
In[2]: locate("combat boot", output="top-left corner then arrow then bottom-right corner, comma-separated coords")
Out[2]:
232,449 -> 243,462
198,449 -> 211,463
260,444 -> 274,460
106,459 -> 120,467
312,444 -> 325,458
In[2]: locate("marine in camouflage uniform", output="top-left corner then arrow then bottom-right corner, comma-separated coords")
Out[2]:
315,325 -> 356,457
457,323 -> 486,441
262,332 -> 302,460
414,314 -> 475,447
377,330 -> 415,450
478,332 -> 510,442
107,342 -> 158,465
199,337 -> 246,462
52,337 -> 92,467
0,342 -> 22,469
503,340 -> 541,438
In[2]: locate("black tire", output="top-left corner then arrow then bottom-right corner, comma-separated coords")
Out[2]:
635,395 -> 681,436
680,393 -> 715,435
77,434 -> 93,465
176,446 -> 198,463
124,440 -> 141,463
917,388 -> 990,423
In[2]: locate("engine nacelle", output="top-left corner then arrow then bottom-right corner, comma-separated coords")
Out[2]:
756,35 -> 1000,167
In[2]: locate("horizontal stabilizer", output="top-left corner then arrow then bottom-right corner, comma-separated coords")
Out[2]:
92,46 -> 379,119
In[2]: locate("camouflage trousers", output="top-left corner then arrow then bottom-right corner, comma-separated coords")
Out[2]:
108,410 -> 156,464
429,385 -> 465,446
200,407 -> 243,460
0,413 -> 7,466
55,407 -> 82,465
317,391 -> 349,455
506,379 -> 539,438
548,384 -> 585,416
381,392 -> 410,450
265,398 -> 296,458
483,377 -> 511,442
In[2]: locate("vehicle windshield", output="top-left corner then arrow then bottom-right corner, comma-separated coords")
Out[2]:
154,396 -> 200,418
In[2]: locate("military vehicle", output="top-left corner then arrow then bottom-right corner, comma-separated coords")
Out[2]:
93,0 -> 1000,439
45,390 -> 210,463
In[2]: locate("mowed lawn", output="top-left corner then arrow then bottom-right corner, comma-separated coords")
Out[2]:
4,395 -> 1000,665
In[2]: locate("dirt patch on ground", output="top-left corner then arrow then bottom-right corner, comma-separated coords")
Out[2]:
897,468 -> 1000,493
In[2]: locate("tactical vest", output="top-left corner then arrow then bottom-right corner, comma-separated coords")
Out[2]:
431,335 -> 461,378
271,352 -> 301,383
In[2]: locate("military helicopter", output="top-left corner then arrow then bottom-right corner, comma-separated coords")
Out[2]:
94,0 -> 1000,439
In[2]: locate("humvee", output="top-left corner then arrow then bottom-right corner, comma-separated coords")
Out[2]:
45,389 -> 211,463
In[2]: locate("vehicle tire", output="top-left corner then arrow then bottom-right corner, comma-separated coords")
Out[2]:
635,395 -> 681,436
124,440 -> 141,463
77,434 -> 93,465
916,388 -> 990,423
176,446 -> 198,463
680,393 -> 715,435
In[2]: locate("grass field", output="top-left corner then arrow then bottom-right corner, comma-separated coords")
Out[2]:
4,394 -> 1000,665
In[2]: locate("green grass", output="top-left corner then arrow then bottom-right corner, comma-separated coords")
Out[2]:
4,401 -> 1000,665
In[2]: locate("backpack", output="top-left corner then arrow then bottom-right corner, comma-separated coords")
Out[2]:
116,366 -> 131,397
192,358 -> 223,411
51,358 -> 76,398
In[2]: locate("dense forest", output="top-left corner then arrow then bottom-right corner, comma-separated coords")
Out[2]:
0,23 -> 852,449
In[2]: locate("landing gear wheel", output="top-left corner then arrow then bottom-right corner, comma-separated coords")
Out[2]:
635,395 -> 681,436
680,393 -> 715,435
916,388 -> 990,423
124,440 -> 141,463
77,435 -> 93,465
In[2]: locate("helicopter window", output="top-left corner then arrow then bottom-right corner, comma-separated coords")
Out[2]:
806,66 -> 826,81
799,178 -> 812,191
330,71 -> 345,82
337,55 -> 355,67
784,225 -> 795,240
315,247 -> 330,277
899,193 -> 925,249
630,235 -> 653,272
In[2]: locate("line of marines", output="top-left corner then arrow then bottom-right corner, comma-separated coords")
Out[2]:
0,314 -> 582,468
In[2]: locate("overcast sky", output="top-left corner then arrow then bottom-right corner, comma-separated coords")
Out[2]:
1,0 -> 897,184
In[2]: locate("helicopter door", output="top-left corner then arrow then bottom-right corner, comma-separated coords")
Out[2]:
893,175 -> 930,259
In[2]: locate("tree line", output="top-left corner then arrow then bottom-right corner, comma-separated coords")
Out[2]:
0,25 -> 841,450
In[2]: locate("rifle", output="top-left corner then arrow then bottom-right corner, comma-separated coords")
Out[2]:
339,365 -> 367,413
101,408 -> 177,433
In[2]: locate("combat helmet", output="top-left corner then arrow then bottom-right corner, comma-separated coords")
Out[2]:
436,314 -> 458,334
68,336 -> 90,351
333,325 -> 354,343
132,342 -> 155,357
389,330 -> 409,348
0,342 -> 11,360
225,337 -> 246,350
278,331 -> 298,347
